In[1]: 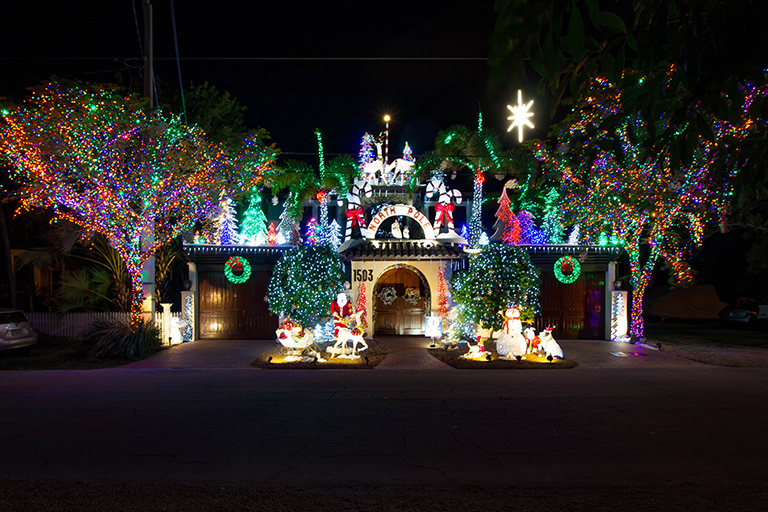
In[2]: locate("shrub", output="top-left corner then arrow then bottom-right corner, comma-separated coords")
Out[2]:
81,316 -> 161,360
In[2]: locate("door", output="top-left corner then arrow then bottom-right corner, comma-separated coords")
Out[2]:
537,271 -> 605,339
198,269 -> 277,339
374,267 -> 428,335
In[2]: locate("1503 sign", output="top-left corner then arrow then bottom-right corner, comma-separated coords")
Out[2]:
354,269 -> 374,282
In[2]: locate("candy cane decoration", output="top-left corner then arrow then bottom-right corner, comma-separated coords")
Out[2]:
345,178 -> 373,241
426,176 -> 462,232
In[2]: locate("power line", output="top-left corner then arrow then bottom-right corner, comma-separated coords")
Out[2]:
1,56 -> 488,62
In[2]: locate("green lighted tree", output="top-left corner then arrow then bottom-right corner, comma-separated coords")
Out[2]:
450,243 -> 540,335
266,244 -> 345,328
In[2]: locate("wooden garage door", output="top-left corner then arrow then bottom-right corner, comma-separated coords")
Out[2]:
537,271 -> 605,339
198,270 -> 277,339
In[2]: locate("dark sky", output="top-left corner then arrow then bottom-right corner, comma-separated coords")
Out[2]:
1,2 -> 543,158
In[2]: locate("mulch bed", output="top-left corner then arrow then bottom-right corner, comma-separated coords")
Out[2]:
251,338 -> 387,369
427,339 -> 579,369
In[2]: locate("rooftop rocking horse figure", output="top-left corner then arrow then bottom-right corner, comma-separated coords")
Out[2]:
425,175 -> 462,234
344,177 -> 373,241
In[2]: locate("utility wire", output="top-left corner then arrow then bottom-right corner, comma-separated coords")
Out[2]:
169,0 -> 187,123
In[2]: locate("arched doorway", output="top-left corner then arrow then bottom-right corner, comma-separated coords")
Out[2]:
373,266 -> 429,335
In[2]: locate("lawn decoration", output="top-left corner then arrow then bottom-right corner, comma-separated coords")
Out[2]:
276,318 -> 324,362
224,256 -> 251,284
460,336 -> 489,361
425,176 -> 462,234
344,177 -> 373,241
539,327 -> 564,359
523,326 -> 542,355
328,293 -> 369,359
496,306 -> 528,358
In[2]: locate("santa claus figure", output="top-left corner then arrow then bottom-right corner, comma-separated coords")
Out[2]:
330,292 -> 353,338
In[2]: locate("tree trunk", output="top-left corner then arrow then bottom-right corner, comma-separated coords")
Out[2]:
127,264 -> 145,329
0,204 -> 17,308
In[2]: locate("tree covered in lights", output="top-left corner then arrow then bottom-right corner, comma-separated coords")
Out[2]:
434,114 -> 537,247
266,244 -> 345,328
450,243 -> 540,335
272,129 -> 357,229
0,80 -> 277,326
491,185 -> 513,241
239,192 -> 269,245
535,76 -> 766,340
542,188 -> 564,244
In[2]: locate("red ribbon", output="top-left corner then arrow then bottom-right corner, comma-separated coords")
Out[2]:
346,206 -> 365,227
434,202 -> 455,227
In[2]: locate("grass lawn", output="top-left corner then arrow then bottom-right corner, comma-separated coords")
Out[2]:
0,332 -> 146,371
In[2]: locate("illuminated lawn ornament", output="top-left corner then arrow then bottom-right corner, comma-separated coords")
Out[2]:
507,89 -> 535,142
224,256 -> 251,284
554,255 -> 581,284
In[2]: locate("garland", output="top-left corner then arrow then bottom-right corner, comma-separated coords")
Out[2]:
554,255 -> 580,284
225,256 -> 252,284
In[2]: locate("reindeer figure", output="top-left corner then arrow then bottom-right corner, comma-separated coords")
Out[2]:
344,177 -> 373,241
425,176 -> 462,233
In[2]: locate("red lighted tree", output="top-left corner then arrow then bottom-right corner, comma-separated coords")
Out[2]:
491,186 -> 514,241
355,281 -> 368,331
0,80 -> 277,326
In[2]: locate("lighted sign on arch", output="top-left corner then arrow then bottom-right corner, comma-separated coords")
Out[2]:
366,204 -> 436,239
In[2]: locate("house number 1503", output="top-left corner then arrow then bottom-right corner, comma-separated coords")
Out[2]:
354,269 -> 374,282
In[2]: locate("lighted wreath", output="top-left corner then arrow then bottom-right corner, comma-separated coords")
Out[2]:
554,255 -> 581,284
224,256 -> 252,284
403,287 -> 421,305
377,286 -> 397,305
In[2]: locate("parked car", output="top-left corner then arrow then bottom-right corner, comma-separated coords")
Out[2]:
0,309 -> 38,352
719,299 -> 767,328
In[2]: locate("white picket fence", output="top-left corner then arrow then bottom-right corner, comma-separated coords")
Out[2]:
27,311 -> 182,343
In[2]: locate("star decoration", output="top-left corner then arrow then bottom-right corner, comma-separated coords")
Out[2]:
507,90 -> 535,142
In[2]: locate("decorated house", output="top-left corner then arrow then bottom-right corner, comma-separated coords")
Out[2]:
180,132 -> 627,343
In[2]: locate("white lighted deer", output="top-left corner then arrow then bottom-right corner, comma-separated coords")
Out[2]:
331,310 -> 369,359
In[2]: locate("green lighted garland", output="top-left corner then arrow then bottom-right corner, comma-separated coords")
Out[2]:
225,256 -> 251,284
554,255 -> 580,284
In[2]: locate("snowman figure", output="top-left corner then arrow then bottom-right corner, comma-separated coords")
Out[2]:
496,306 -> 528,358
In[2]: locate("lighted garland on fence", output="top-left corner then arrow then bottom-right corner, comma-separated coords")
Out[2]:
554,255 -> 580,284
225,256 -> 252,284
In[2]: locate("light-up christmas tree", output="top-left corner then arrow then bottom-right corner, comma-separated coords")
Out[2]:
0,79 -> 276,327
266,244 -> 345,328
214,194 -> 239,245
450,243 -> 540,335
326,219 -> 343,251
437,266 -> 450,335
536,75 -> 766,340
491,186 -> 514,240
267,222 -> 277,245
355,281 -> 368,332
304,218 -> 320,246
239,192 -> 269,245
542,188 -> 564,244
505,215 -> 521,245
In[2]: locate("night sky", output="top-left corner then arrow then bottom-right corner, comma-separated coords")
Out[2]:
1,2 -> 540,158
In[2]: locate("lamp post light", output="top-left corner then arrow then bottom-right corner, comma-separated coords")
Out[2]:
383,114 -> 390,165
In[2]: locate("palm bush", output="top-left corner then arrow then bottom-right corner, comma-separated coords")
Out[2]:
81,316 -> 161,360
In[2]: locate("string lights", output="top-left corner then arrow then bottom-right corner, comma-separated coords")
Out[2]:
0,79 -> 277,326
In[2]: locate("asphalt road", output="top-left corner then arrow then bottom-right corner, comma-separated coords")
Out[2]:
1,339 -> 767,511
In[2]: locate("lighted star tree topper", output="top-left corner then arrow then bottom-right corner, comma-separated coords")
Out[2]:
0,80 -> 277,327
507,90 -> 535,142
